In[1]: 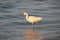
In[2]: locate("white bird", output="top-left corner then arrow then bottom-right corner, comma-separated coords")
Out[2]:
23,12 -> 42,24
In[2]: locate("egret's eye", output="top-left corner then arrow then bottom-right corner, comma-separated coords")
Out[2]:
24,15 -> 26,16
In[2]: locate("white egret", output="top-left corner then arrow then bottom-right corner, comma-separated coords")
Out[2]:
23,12 -> 42,31
23,12 -> 42,24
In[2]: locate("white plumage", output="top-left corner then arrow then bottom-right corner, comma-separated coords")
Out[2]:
23,12 -> 42,24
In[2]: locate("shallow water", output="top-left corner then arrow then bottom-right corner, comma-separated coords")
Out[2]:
0,0 -> 60,40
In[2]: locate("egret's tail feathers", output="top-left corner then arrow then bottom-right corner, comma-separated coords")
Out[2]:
39,17 -> 42,21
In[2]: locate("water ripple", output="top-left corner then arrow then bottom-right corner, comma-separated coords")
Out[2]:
0,14 -> 24,19
2,22 -> 30,27
0,2 -> 15,9
49,6 -> 60,9
0,9 -> 12,13
0,15 -> 17,19
34,0 -> 45,2
0,35 -> 10,39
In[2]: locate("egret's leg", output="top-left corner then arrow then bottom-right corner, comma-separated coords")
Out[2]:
32,24 -> 34,31
32,23 -> 35,32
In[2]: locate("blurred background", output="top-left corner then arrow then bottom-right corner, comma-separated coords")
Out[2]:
0,0 -> 60,40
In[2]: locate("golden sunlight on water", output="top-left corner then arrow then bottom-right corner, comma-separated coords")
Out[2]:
25,29 -> 42,40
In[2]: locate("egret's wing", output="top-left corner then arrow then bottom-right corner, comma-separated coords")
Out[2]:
28,16 -> 42,22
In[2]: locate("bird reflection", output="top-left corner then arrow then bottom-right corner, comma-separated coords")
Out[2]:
25,29 -> 42,40
31,25 -> 41,31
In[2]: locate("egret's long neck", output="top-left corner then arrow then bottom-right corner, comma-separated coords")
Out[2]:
25,14 -> 29,19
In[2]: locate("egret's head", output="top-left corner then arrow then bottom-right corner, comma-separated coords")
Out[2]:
23,12 -> 28,16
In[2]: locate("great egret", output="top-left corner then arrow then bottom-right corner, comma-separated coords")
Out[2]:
23,12 -> 42,24
23,12 -> 42,31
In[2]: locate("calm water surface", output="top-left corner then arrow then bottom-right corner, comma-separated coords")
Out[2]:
0,0 -> 60,40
